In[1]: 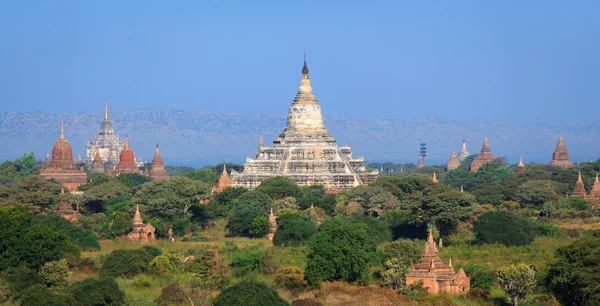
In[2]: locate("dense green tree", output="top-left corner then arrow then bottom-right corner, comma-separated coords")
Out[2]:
3,175 -> 63,211
212,186 -> 248,207
250,215 -> 271,238
0,206 -> 73,271
0,265 -> 45,300
273,214 -> 317,247
399,185 -> 475,236
82,181 -> 131,213
213,280 -> 288,306
134,176 -> 209,221
164,165 -> 196,176
297,185 -> 335,212
545,237 -> 600,306
230,190 -> 273,213
20,284 -> 75,306
352,215 -> 392,244
383,210 -> 428,240
41,259 -> 69,288
381,257 -> 411,292
70,277 -> 125,306
441,169 -> 475,190
471,183 -> 507,205
496,264 -> 536,306
256,176 -> 301,200
347,186 -> 397,216
226,209 -> 265,237
99,247 -> 162,278
32,214 -> 100,250
103,195 -> 133,216
115,173 -> 152,187
100,211 -> 133,239
183,168 -> 219,183
515,180 -> 560,208
473,211 -> 533,246
13,153 -> 36,176
0,160 -> 19,186
304,217 -> 376,286
78,174 -> 113,191
381,240 -> 421,266
473,160 -> 514,184
368,175 -> 406,199
211,163 -> 244,174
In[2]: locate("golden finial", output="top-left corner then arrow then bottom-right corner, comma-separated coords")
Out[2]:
124,135 -> 130,150
59,122 -> 65,139
104,102 -> 109,120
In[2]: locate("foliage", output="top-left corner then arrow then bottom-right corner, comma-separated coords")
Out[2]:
566,197 -> 589,211
115,173 -> 152,187
213,280 -> 289,306
148,255 -> 176,276
226,209 -> 265,237
231,190 -> 273,213
183,168 -> 219,183
369,175 -> 407,199
496,264 -> 536,306
13,153 -> 36,176
82,181 -> 131,213
347,186 -> 397,216
164,165 -> 196,176
474,211 -> 534,246
381,257 -> 411,292
20,284 -> 75,306
534,222 -> 559,237
100,211 -> 133,239
459,263 -> 495,293
211,186 -> 248,208
274,266 -> 309,294
41,259 -> 69,288
273,214 -> 317,247
33,214 -> 100,250
228,245 -> 265,276
305,217 -> 377,286
545,237 -> 600,306
2,175 -> 63,211
104,195 -> 133,216
515,180 -> 560,208
134,176 -> 209,221
0,206 -> 73,271
352,215 -> 392,245
249,215 -> 270,238
381,240 -> 421,266
1,266 -> 45,300
256,176 -> 301,200
155,283 -> 187,306
69,277 -> 125,306
383,210 -> 427,240
99,247 -> 162,278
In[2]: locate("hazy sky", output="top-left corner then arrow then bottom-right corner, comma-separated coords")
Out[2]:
1,1 -> 598,124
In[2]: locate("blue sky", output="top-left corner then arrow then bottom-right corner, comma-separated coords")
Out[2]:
1,1 -> 598,124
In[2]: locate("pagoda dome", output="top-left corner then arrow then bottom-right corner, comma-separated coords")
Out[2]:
119,136 -> 135,163
52,123 -> 74,163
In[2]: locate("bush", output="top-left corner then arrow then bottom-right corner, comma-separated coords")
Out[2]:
156,283 -> 187,306
274,266 -> 308,294
226,209 -> 265,237
353,216 -> 392,245
1,266 -> 45,300
305,217 -> 377,286
70,277 -> 125,306
382,240 -> 421,266
249,215 -> 270,238
273,214 -> 317,247
149,255 -> 176,276
20,284 -> 75,306
41,259 -> 69,288
229,246 -> 265,276
567,197 -> 589,211
473,211 -> 534,246
213,280 -> 288,306
99,247 -> 162,278
100,211 -> 133,239
535,222 -> 559,237
33,215 -> 100,251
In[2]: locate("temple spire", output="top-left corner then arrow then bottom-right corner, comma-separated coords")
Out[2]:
59,122 -> 65,140
302,52 -> 309,76
222,163 -> 227,175
432,172 -> 438,184
133,205 -> 143,224
417,154 -> 425,168
124,135 -> 130,150
104,103 -> 109,121
481,137 -> 491,154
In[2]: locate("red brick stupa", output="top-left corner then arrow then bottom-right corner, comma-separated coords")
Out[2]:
149,143 -> 169,179
90,148 -> 105,174
446,152 -> 460,171
406,229 -> 470,294
39,123 -> 87,192
550,136 -> 573,168
571,172 -> 588,199
516,156 -> 526,176
470,138 -> 496,172
417,154 -> 425,168
115,136 -> 141,175
211,164 -> 232,194
589,174 -> 600,207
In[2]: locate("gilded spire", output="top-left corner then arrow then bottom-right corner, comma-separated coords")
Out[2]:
449,258 -> 453,267
59,122 -> 65,140
518,156 -> 524,166
222,163 -> 227,175
104,103 -> 109,121
417,154 -> 425,168
432,172 -> 438,184
124,135 -> 130,150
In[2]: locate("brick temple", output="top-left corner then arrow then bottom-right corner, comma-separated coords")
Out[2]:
470,138 -> 496,172
550,136 -> 573,168
39,123 -> 87,192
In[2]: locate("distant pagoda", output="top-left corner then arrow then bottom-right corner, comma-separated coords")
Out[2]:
446,152 -> 460,171
417,154 -> 425,168
149,143 -> 169,179
589,174 -> 600,207
90,148 -> 105,174
458,139 -> 470,162
571,172 -> 588,199
550,136 -> 573,168
470,138 -> 496,172
85,104 -> 125,169
516,156 -> 526,176
115,136 -> 142,175
212,164 -> 232,193
231,55 -> 378,190
40,123 -> 87,192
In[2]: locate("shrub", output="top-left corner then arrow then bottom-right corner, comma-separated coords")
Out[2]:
229,246 -> 265,276
382,240 -> 421,266
226,209 -> 265,237
352,216 -> 392,245
1,266 -> 44,300
535,222 -> 559,237
213,280 -> 288,306
473,211 -> 534,246
305,217 -> 377,286
69,277 -> 125,306
99,247 -> 162,278
249,215 -> 270,238
567,197 -> 589,211
100,211 -> 133,239
41,259 -> 69,288
274,266 -> 309,294
156,283 -> 187,306
149,255 -> 175,276
20,284 -> 75,306
273,214 -> 317,247
33,215 -> 100,251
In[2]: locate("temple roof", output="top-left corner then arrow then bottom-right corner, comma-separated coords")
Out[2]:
133,205 -> 143,225
480,137 -> 491,154
151,143 -> 164,166
217,164 -> 232,188
99,103 -> 115,136
458,139 -> 470,161
447,152 -> 460,170
550,136 -> 573,168
50,122 -> 75,166
417,154 -> 425,168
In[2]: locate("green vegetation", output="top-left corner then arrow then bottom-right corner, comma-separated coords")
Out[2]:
474,211 -> 534,246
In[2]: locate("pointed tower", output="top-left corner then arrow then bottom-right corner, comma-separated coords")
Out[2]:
417,154 -> 425,168
458,139 -> 470,162
516,156 -> 526,176
85,103 -> 125,168
230,53 -> 377,190
91,148 -> 105,174
127,205 -> 155,242
432,172 -> 439,184
589,174 -> 600,207
149,143 -> 169,179
470,138 -> 496,172
572,172 -> 588,199
115,135 -> 141,175
446,152 -> 460,171
212,164 -> 232,193
405,228 -> 470,294
268,208 -> 277,240
256,136 -> 264,159
40,122 -> 87,191
550,136 -> 573,168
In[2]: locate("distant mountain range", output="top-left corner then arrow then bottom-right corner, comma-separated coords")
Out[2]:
1,108 -> 598,167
